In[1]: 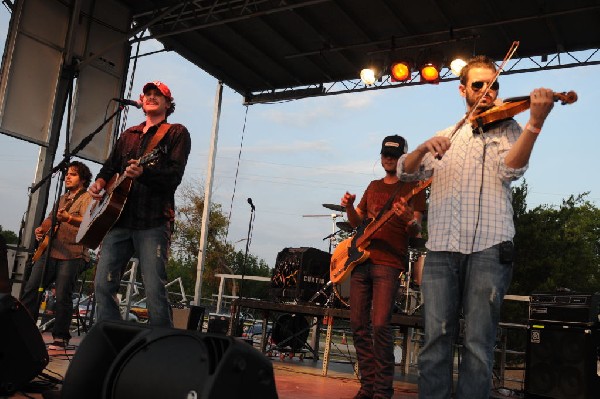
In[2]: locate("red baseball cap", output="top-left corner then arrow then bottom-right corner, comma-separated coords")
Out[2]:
142,81 -> 173,101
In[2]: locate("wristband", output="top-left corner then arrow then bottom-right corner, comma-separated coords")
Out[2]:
525,123 -> 541,134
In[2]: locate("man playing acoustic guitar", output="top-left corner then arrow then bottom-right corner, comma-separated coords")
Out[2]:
20,161 -> 93,350
340,135 -> 426,399
87,81 -> 191,327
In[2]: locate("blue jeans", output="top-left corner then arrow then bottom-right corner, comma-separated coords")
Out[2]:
20,256 -> 85,340
350,261 -> 400,399
94,224 -> 172,327
418,245 -> 513,399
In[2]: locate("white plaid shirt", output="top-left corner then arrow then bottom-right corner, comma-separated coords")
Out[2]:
398,118 -> 527,254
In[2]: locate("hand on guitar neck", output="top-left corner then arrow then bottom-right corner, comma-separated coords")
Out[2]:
392,198 -> 414,225
88,158 -> 144,201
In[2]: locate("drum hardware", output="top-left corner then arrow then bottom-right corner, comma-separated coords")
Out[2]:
322,203 -> 346,213
398,246 -> 425,314
308,280 -> 338,307
336,221 -> 353,233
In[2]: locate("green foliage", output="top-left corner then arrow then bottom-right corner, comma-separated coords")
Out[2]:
511,180 -> 600,296
167,183 -> 271,303
0,225 -> 18,244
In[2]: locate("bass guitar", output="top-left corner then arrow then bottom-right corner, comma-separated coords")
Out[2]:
76,147 -> 164,249
329,178 -> 432,284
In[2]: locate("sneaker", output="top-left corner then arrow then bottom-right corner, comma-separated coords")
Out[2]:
48,339 -> 69,350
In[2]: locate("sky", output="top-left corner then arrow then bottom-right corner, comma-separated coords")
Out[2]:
1,8 -> 599,269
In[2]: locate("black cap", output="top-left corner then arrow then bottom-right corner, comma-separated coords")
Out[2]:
380,135 -> 408,158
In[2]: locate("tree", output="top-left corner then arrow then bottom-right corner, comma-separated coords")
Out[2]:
511,180 -> 600,296
168,182 -> 271,304
0,225 -> 18,244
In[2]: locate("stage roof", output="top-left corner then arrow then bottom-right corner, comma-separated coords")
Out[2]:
121,0 -> 600,103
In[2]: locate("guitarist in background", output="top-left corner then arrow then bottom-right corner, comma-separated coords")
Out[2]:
87,81 -> 191,327
341,135 -> 426,399
20,161 -> 92,349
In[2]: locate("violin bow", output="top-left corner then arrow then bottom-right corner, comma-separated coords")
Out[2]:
446,41 -> 520,141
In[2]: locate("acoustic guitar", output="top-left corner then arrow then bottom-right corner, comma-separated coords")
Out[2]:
76,147 -> 164,249
31,195 -> 78,263
329,178 -> 432,284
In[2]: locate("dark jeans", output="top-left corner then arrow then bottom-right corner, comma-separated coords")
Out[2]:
94,224 -> 172,327
350,261 -> 400,399
20,256 -> 84,340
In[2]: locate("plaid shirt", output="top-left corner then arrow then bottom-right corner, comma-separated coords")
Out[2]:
398,118 -> 527,254
97,120 -> 191,230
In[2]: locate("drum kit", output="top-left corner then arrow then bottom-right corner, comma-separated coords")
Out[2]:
304,203 -> 426,314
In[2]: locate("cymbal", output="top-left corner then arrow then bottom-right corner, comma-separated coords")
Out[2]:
336,221 -> 353,232
322,203 -> 345,212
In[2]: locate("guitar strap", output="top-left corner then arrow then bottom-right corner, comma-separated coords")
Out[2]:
374,181 -> 405,221
64,188 -> 86,213
143,123 -> 171,155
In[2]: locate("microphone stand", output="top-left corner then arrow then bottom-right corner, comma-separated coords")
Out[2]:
29,106 -> 124,195
232,203 -> 255,336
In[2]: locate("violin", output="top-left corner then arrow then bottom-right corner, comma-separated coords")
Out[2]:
470,91 -> 578,130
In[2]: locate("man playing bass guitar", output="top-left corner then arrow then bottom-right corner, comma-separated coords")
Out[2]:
340,135 -> 426,399
20,161 -> 93,350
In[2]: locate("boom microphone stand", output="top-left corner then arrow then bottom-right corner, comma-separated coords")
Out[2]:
231,198 -> 256,336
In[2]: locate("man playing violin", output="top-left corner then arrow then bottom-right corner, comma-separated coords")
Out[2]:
397,55 -> 555,399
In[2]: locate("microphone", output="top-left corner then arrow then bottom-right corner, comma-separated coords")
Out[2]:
112,98 -> 142,109
247,198 -> 255,211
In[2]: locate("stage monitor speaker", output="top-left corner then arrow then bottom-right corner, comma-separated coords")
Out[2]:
0,294 -> 49,395
270,247 -> 331,302
525,324 -> 599,399
61,320 -> 278,399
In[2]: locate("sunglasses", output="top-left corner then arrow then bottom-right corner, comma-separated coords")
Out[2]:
471,80 -> 500,91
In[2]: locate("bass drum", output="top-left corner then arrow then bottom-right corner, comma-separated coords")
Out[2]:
333,279 -> 351,308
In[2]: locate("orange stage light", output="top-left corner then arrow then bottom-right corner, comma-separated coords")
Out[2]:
390,62 -> 410,81
420,63 -> 440,83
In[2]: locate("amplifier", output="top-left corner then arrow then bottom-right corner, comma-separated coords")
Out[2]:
529,292 -> 600,326
270,247 -> 331,303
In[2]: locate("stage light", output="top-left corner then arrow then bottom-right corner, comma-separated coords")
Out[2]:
360,68 -> 376,85
420,62 -> 440,83
390,61 -> 411,81
450,58 -> 467,76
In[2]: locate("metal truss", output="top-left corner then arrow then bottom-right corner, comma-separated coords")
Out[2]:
244,49 -> 600,104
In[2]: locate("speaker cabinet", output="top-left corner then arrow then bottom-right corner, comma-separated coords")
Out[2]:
207,314 -> 230,334
526,324 -> 599,398
0,294 -> 49,395
61,320 -> 278,399
270,247 -> 331,302
172,304 -> 205,331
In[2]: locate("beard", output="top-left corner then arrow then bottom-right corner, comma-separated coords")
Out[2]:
467,91 -> 496,112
